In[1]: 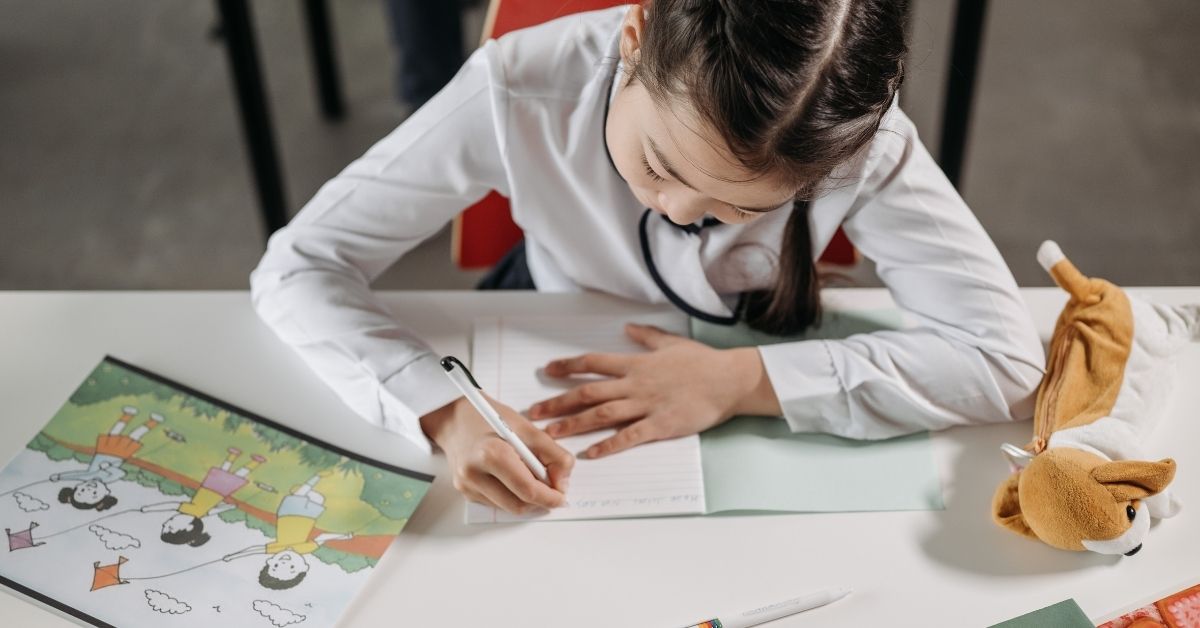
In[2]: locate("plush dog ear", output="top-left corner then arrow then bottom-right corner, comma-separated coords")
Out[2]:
1091,458 -> 1176,501
992,473 -> 1036,539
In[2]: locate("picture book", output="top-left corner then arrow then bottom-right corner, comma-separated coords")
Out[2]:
0,357 -> 433,627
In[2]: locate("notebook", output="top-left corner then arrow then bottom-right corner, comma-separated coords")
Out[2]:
988,599 -> 1093,628
468,313 -> 704,523
467,310 -> 944,523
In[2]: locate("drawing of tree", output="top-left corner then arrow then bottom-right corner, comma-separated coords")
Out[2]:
71,363 -> 176,406
251,425 -> 304,453
359,470 -> 420,520
297,445 -> 342,470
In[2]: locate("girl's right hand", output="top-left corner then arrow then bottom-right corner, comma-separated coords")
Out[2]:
420,395 -> 574,515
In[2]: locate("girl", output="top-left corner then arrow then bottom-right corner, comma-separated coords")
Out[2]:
251,2 -> 1043,516
140,446 -> 268,547
51,407 -> 162,511
221,473 -> 352,590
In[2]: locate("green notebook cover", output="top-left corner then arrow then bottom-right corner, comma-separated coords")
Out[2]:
989,599 -> 1093,628
691,308 -> 945,514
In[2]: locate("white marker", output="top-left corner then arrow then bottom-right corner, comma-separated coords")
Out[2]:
685,588 -> 852,628
440,356 -> 549,483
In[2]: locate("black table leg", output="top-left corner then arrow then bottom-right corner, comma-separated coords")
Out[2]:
303,0 -> 346,121
939,0 -> 989,190
214,0 -> 289,242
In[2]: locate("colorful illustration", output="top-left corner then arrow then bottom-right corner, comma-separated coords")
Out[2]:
0,357 -> 433,627
140,447 -> 268,548
1099,582 -> 1200,628
222,472 -> 352,591
52,407 -> 162,511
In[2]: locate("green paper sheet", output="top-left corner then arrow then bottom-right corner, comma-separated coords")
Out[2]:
988,599 -> 1093,628
693,309 -> 946,513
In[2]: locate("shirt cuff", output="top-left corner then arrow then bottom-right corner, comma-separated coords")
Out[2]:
379,352 -> 464,454
756,340 -> 849,435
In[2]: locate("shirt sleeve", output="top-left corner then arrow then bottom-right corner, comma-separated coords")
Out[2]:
249,43 -> 511,453
758,106 -> 1046,439
98,462 -> 126,484
55,468 -> 98,482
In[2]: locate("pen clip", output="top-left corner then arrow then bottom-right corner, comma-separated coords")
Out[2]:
440,356 -> 482,389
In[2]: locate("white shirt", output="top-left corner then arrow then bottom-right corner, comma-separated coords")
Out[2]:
250,6 -> 1045,454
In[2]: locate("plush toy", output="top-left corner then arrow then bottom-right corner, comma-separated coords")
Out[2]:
992,241 -> 1199,555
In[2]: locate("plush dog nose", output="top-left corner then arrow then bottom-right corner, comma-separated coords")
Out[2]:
1124,544 -> 1143,556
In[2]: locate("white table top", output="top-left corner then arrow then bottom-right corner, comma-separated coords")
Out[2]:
1,288 -> 1198,627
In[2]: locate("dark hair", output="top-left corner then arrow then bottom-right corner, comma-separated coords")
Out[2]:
58,486 -> 118,511
632,0 -> 909,334
160,517 -> 210,547
258,565 -> 307,590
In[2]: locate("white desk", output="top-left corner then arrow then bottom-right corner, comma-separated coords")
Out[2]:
1,289 -> 1197,627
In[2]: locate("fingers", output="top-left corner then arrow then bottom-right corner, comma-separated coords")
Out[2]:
530,378 -> 631,419
479,439 -> 566,510
543,352 -> 630,378
470,475 -> 535,515
546,400 -> 646,438
584,419 -> 663,459
455,439 -> 567,514
518,426 -> 576,493
624,323 -> 686,350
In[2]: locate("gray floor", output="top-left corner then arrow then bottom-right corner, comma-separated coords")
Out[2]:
1,0 -> 1197,291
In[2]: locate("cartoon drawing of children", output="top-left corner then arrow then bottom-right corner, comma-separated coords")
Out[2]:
50,407 -> 162,511
139,447 -> 267,547
221,473 -> 352,590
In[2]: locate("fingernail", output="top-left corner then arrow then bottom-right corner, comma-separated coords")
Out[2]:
529,405 -> 542,418
545,423 -> 558,436
585,447 -> 599,459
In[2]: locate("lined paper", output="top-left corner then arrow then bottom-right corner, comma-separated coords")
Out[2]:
467,313 -> 705,523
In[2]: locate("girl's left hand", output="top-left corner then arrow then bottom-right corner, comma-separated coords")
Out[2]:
528,323 -> 781,458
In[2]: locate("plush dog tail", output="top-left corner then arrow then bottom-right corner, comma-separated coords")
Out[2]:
1038,240 -> 1090,300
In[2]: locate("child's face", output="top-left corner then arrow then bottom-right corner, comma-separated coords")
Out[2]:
162,513 -> 193,534
607,7 -> 794,227
73,480 -> 109,505
265,550 -> 308,581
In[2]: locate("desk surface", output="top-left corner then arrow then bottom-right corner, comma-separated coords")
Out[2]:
1,289 -> 1198,627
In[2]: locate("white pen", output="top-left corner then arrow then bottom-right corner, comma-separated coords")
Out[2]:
440,356 -> 550,483
684,587 -> 852,628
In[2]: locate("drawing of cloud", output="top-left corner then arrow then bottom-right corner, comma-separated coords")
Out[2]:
145,589 -> 191,615
13,492 -> 48,512
89,524 -> 141,550
253,600 -> 306,626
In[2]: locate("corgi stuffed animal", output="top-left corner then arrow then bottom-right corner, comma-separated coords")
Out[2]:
992,241 -> 1199,555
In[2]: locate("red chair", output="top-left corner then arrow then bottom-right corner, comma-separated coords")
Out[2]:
452,0 -> 858,269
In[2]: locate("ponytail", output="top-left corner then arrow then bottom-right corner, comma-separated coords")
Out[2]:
742,201 -> 821,336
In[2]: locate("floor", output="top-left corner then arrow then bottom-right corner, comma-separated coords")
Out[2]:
1,0 -> 1196,291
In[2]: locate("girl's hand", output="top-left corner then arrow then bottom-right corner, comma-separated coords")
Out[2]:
421,395 -> 574,515
529,323 -> 781,458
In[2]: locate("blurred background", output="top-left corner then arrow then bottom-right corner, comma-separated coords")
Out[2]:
1,0 -> 1197,291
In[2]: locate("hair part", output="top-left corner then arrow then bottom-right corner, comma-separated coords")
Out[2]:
632,0 -> 909,334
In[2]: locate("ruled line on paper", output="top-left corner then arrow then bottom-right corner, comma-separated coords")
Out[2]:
467,313 -> 706,523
